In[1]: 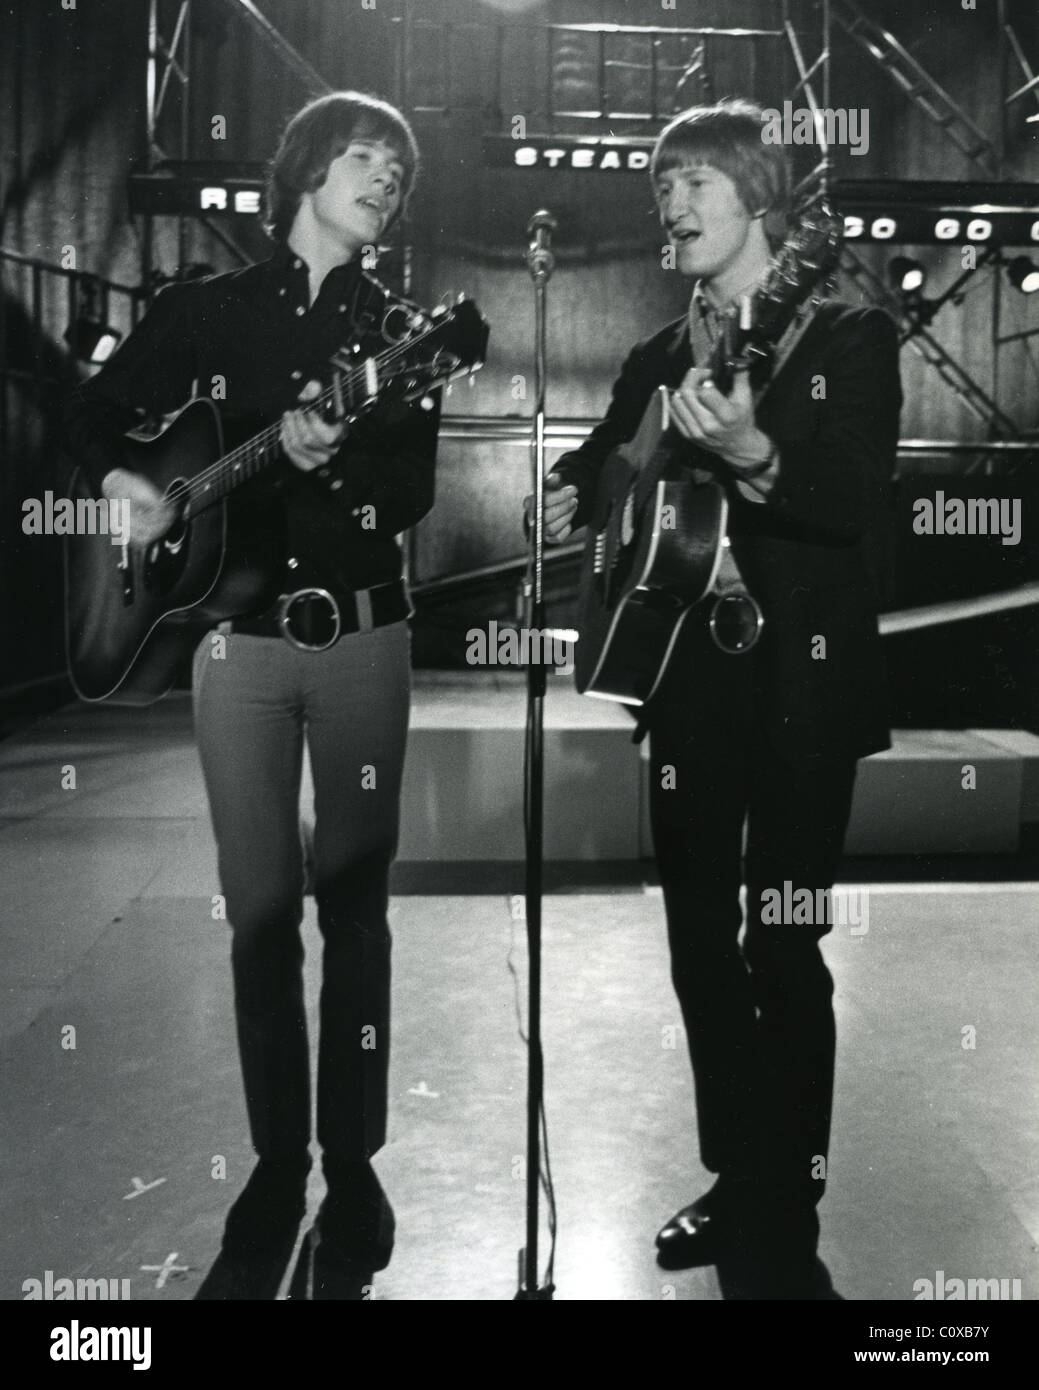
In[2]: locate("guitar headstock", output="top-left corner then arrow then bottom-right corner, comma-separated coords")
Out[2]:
406,297 -> 491,396
324,296 -> 490,421
712,185 -> 843,395
423,297 -> 491,372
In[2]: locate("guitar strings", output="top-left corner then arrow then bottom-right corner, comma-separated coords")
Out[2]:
169,325 -> 439,504
164,316 -> 452,508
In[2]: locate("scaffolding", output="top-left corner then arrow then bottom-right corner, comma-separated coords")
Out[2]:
144,0 -> 283,274
42,0 -> 1039,452
140,0 -> 1029,449
3,0 -> 1036,702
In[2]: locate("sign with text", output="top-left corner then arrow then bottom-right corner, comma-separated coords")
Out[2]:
482,139 -> 1039,245
130,154 -> 1039,246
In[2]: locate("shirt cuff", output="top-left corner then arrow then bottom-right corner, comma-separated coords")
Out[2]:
734,444 -> 779,504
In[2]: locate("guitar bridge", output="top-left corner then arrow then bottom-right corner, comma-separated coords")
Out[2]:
593,533 -> 606,576
117,540 -> 134,605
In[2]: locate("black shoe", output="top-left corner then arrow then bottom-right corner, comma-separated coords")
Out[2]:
195,1235 -> 299,1301
313,1240 -> 376,1301
221,1155 -> 312,1259
656,1179 -> 736,1270
283,1228 -> 376,1301
195,1155 -> 311,1300
715,1254 -> 844,1301
316,1157 -> 395,1274
714,1200 -> 833,1300
800,1256 -> 844,1300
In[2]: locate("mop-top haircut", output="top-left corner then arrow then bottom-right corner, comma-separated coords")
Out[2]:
652,99 -> 791,249
265,91 -> 420,243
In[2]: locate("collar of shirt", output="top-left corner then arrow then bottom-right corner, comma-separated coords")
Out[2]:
694,271 -> 764,313
687,274 -> 768,372
266,242 -> 368,323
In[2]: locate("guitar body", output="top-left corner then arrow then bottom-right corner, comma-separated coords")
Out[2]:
65,398 -> 272,704
64,294 -> 490,705
574,184 -> 844,706
575,387 -> 727,705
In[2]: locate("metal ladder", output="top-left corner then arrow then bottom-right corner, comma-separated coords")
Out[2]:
830,0 -> 999,175
840,249 -> 1019,440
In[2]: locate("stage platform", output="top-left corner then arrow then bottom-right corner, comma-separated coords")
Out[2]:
0,891 -> 1035,1301
0,677 -> 1035,912
400,672 -> 1038,864
0,675 -> 1036,1301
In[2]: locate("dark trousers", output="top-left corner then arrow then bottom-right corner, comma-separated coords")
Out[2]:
648,623 -> 857,1214
192,621 -> 410,1166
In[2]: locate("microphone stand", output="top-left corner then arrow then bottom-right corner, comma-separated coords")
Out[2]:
515,210 -> 556,1302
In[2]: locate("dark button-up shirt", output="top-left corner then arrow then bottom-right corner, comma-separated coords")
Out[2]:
61,243 -> 442,597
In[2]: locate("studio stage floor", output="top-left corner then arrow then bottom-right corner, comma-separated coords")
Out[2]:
0,696 -> 1036,1302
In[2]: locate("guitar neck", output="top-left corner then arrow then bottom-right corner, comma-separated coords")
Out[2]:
183,418 -> 285,517
171,298 -> 486,521
180,324 -> 431,518
708,203 -> 843,395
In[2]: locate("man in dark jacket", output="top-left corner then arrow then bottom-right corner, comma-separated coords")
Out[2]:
539,100 -> 901,1298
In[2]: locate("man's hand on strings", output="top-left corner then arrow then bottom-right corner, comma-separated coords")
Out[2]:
281,378 -> 348,473
670,366 -> 772,476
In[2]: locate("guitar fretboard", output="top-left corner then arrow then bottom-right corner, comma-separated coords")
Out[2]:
184,418 -> 287,514
173,319 -> 444,518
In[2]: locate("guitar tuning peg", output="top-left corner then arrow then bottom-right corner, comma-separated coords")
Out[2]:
467,373 -> 475,387
445,382 -> 453,396
419,395 -> 435,411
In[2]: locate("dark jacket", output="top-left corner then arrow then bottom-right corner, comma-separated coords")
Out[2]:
552,301 -> 902,764
61,246 -> 441,596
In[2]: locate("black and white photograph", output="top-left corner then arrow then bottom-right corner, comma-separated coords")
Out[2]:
1,0 -> 1036,1355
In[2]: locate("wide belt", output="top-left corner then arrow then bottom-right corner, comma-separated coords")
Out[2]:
227,579 -> 411,651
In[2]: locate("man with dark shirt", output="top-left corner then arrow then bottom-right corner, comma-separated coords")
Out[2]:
539,101 -> 901,1298
63,93 -> 441,1299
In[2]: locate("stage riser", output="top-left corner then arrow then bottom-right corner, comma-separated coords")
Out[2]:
398,729 -> 640,861
396,685 -> 1033,862
844,739 -> 1023,856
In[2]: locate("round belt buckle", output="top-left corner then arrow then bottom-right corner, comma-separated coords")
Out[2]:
278,588 -> 341,652
708,591 -> 764,655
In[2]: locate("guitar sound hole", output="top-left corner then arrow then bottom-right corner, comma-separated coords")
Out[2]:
141,481 -> 190,591
163,479 -> 188,554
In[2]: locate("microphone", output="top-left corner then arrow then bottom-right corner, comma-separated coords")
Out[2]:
526,210 -> 557,283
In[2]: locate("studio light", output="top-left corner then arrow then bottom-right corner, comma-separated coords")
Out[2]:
64,279 -> 123,364
1006,256 -> 1039,294
67,322 -> 122,364
888,256 -> 926,294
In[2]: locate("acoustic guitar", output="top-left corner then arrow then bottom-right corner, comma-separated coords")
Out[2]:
574,193 -> 843,705
66,295 -> 489,704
